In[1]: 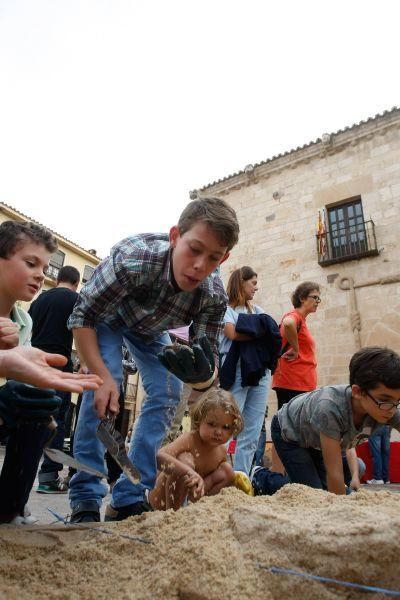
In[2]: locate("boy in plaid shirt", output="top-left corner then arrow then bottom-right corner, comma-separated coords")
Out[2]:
68,197 -> 239,522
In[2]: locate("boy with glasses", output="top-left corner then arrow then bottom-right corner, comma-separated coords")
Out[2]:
271,346 -> 400,494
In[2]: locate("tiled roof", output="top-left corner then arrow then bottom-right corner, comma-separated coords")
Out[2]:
198,106 -> 400,192
0,201 -> 101,261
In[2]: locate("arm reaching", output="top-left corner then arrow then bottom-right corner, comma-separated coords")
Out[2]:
156,438 -> 205,499
320,433 -> 346,495
345,447 -> 361,491
0,347 -> 102,392
73,327 -> 120,418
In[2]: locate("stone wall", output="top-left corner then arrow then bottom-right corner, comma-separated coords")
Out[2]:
202,110 -> 400,413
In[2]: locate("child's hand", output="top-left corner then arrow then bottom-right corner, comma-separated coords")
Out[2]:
0,318 -> 20,349
184,470 -> 205,500
349,476 -> 361,491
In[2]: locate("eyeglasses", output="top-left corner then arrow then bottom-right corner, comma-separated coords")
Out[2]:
364,390 -> 400,411
307,295 -> 321,303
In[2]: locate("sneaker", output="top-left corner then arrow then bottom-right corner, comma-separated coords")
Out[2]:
250,465 -> 263,483
384,480 -> 391,485
104,500 -> 152,522
366,479 -> 384,485
70,500 -> 100,523
37,477 -> 68,494
250,465 -> 265,496
9,505 -> 38,525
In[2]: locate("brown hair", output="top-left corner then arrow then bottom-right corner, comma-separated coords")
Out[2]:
191,388 -> 244,436
291,281 -> 320,308
0,220 -> 57,258
178,196 -> 239,251
227,266 -> 257,312
349,346 -> 400,390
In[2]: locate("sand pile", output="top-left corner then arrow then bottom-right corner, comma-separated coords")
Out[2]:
0,485 -> 399,599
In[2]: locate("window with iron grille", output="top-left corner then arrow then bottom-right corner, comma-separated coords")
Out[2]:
328,198 -> 366,258
316,196 -> 379,266
82,264 -> 95,283
47,249 -> 65,280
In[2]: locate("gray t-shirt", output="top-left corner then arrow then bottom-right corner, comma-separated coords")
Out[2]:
278,385 -> 400,450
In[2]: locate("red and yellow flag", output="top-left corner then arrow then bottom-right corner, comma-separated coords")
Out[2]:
317,211 -> 327,256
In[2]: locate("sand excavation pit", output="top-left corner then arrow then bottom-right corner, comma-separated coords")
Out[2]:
0,485 -> 399,599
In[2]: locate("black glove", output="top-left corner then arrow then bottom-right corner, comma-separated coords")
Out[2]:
158,336 -> 216,389
0,381 -> 62,429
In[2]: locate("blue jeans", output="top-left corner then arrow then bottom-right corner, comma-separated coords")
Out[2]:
368,426 -> 391,482
271,414 -> 327,489
230,362 -> 271,475
252,467 -> 289,495
254,417 -> 267,467
69,323 -> 182,509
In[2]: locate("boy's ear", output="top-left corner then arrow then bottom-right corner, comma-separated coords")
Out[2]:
169,226 -> 180,247
351,384 -> 363,399
219,252 -> 230,265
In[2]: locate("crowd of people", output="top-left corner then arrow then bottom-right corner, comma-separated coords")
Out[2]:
0,196 -> 399,525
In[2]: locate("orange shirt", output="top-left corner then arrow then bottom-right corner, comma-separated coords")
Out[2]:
272,309 -> 317,391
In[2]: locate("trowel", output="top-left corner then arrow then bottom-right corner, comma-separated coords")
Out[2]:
44,447 -> 108,478
97,413 -> 141,484
44,416 -> 108,478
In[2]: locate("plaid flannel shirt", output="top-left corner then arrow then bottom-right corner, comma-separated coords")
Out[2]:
68,233 -> 228,357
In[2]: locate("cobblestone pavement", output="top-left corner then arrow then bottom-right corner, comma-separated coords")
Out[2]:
1,445 -> 399,525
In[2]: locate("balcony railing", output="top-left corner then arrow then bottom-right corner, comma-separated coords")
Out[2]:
316,219 -> 379,266
46,264 -> 60,280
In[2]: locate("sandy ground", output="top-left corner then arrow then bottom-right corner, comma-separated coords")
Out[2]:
1,483 -> 400,599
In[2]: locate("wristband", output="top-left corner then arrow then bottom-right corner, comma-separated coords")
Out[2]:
191,369 -> 217,392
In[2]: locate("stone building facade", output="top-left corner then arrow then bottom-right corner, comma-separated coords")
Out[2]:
197,108 -> 400,395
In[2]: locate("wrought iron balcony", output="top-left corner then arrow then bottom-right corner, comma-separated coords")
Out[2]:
316,219 -> 379,266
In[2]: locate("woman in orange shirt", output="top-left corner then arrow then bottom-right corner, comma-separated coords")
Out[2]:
272,281 -> 321,409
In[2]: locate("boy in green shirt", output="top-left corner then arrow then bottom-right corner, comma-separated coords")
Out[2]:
0,220 -> 101,523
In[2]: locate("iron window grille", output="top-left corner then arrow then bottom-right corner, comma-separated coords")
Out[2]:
47,249 -> 65,280
316,199 -> 379,266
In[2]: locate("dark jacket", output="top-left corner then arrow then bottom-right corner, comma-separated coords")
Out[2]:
220,313 -> 282,390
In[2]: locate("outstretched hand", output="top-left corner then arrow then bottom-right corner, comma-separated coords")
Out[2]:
158,336 -> 216,389
0,347 -> 103,392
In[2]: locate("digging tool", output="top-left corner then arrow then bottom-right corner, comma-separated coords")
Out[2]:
97,413 -> 141,484
44,447 -> 107,478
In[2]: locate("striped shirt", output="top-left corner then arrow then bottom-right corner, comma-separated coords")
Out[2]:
68,233 -> 228,355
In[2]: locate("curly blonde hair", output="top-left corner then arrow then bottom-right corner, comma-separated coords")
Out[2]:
190,388 -> 244,436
